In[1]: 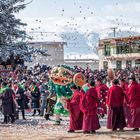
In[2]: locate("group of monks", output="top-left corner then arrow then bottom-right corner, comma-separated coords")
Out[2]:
66,76 -> 140,134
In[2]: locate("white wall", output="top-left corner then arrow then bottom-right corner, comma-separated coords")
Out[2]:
25,43 -> 64,67
98,48 -> 104,70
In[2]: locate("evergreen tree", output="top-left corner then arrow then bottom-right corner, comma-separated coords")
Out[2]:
0,0 -> 49,62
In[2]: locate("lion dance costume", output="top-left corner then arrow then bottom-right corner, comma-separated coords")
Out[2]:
49,65 -> 73,124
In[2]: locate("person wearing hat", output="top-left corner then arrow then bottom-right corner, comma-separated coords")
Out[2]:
126,75 -> 140,131
107,79 -> 126,131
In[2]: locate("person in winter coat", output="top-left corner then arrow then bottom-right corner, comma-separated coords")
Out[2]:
16,83 -> 26,120
31,82 -> 41,116
0,82 -> 16,124
39,79 -> 49,116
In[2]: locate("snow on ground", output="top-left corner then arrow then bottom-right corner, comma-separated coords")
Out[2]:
0,112 -> 140,140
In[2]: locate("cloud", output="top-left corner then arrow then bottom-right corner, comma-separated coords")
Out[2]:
104,1 -> 140,18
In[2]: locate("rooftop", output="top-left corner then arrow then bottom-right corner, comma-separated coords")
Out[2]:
100,35 -> 140,42
27,41 -> 67,46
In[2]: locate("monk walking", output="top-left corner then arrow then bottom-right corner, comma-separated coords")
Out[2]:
67,84 -> 83,133
127,76 -> 140,131
80,80 -> 100,134
96,78 -> 109,118
107,79 -> 126,131
119,78 -> 131,127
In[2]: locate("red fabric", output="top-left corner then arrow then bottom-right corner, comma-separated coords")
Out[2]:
128,108 -> 140,128
67,90 -> 83,130
121,83 -> 128,94
127,81 -> 140,109
120,82 -> 131,127
80,87 -> 100,131
121,82 -> 129,104
107,85 -> 124,107
123,103 -> 132,127
81,87 -> 98,113
96,84 -> 109,115
13,85 -> 18,93
107,107 -> 126,129
79,90 -> 86,113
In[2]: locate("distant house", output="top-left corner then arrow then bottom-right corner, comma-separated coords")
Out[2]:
26,41 -> 66,66
99,36 -> 140,70
64,58 -> 99,70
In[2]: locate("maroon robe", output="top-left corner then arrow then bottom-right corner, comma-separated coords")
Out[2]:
80,87 -> 100,131
107,85 -> 126,130
96,84 -> 109,116
127,81 -> 140,128
67,89 -> 83,131
121,83 -> 131,127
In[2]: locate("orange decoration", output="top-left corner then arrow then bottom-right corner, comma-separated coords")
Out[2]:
50,67 -> 73,86
73,73 -> 86,87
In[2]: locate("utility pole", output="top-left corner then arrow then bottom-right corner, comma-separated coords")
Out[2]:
110,27 -> 117,38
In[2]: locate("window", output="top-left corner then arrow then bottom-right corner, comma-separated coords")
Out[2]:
135,59 -> 140,66
116,40 -> 140,54
103,61 -> 108,70
126,60 -> 132,68
104,44 -> 110,56
112,46 -> 116,54
116,61 -> 122,69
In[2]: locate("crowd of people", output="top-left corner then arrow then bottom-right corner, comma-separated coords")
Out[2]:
0,64 -> 54,122
67,75 -> 140,133
0,63 -> 140,134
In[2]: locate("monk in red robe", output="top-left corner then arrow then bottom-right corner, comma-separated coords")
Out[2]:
119,78 -> 131,127
80,80 -> 100,134
96,78 -> 109,118
107,79 -> 126,131
127,76 -> 140,131
67,84 -> 83,133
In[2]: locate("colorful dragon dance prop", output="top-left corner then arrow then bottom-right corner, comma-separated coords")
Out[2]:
49,65 -> 88,124
49,65 -> 73,123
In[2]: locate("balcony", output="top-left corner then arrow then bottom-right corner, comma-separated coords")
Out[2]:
111,53 -> 140,60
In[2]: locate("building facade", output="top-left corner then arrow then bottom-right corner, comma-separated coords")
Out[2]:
26,41 -> 65,66
64,59 -> 99,70
99,36 -> 140,70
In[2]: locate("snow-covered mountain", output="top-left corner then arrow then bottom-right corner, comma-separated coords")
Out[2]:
22,17 -> 140,59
